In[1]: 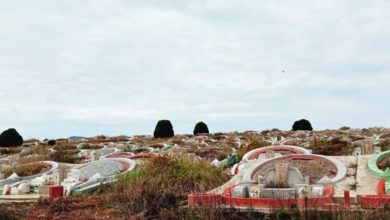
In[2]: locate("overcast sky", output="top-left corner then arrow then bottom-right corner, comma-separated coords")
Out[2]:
0,1 -> 389,139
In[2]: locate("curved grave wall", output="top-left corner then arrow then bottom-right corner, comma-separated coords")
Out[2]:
242,145 -> 312,162
368,150 -> 390,179
67,158 -> 136,195
0,161 -> 59,188
242,154 -> 347,184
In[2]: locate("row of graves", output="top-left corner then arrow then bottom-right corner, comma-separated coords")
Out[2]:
189,136 -> 390,211
0,143 -> 162,201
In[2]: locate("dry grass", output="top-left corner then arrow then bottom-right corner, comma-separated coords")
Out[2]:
16,155 -> 48,164
49,150 -> 80,164
78,143 -> 103,150
237,139 -> 269,160
0,147 -> 23,155
1,162 -> 48,178
19,145 -> 50,157
53,143 -> 77,151
47,142 -> 81,163
108,155 -> 228,218
309,138 -> 353,156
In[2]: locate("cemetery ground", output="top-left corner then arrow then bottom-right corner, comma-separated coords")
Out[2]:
0,128 -> 390,219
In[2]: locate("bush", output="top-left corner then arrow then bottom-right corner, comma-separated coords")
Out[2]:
111,155 -> 228,218
1,162 -> 47,178
193,121 -> 209,135
310,138 -> 353,156
47,140 -> 56,146
0,128 -> 23,147
237,139 -> 269,160
0,147 -> 23,155
292,119 -> 313,131
49,150 -> 80,163
153,120 -> 174,138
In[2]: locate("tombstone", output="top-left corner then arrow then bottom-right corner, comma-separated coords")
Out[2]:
52,167 -> 68,185
362,142 -> 373,155
275,163 -> 289,185
258,163 -> 309,187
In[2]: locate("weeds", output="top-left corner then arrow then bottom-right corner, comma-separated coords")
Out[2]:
309,138 -> 353,156
0,147 -> 22,155
237,139 -> 269,160
0,162 -> 48,178
109,155 -> 228,218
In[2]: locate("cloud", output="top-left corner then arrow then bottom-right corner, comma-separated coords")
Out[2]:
0,1 -> 389,138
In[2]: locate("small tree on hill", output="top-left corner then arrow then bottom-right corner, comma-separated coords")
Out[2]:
292,119 -> 313,131
193,122 -> 209,135
153,120 -> 174,138
48,140 -> 56,146
0,128 -> 23,147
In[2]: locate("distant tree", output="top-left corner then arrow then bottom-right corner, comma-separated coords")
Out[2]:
153,120 -> 174,138
48,140 -> 56,146
0,128 -> 23,147
193,122 -> 209,135
292,119 -> 313,131
340,126 -> 350,131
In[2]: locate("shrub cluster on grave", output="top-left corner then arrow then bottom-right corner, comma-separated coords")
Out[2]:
0,147 -> 22,155
292,119 -> 313,131
237,139 -> 269,160
311,138 -> 353,155
193,121 -> 209,135
0,128 -> 23,147
0,162 -> 47,178
153,120 -> 174,138
50,143 -> 81,163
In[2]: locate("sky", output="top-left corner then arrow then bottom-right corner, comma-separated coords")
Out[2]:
0,0 -> 389,139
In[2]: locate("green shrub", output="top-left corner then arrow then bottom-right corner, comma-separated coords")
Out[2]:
153,120 -> 174,138
0,128 -> 23,147
193,121 -> 209,135
292,119 -> 313,131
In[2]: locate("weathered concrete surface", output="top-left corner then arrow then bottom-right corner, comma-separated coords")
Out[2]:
356,154 -> 379,197
0,194 -> 40,203
209,160 -> 259,194
332,156 -> 357,204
